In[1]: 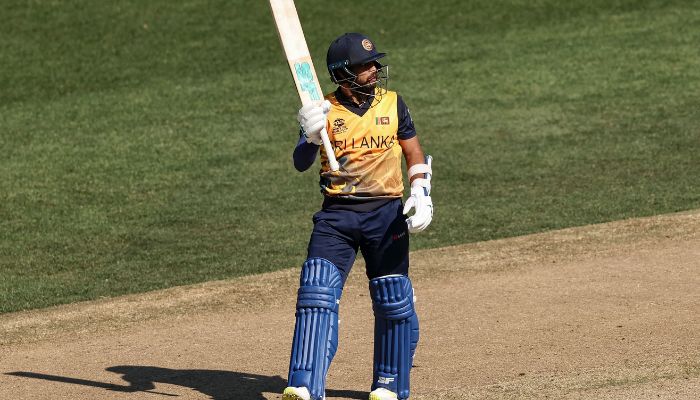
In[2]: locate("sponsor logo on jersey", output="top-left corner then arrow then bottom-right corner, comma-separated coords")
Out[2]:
333,135 -> 396,151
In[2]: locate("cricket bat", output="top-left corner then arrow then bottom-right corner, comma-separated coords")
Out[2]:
269,0 -> 340,171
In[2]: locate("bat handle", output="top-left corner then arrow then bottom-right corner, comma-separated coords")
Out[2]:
320,127 -> 339,171
425,154 -> 432,181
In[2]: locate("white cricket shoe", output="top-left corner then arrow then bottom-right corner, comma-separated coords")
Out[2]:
283,386 -> 311,400
369,387 -> 398,400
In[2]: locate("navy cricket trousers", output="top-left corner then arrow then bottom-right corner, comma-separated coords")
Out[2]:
307,198 -> 410,284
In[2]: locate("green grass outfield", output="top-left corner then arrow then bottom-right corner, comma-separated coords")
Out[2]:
1,0 -> 698,313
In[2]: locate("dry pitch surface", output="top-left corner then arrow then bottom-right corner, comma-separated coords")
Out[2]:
1,211 -> 698,400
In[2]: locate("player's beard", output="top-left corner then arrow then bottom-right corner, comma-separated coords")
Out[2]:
350,79 -> 378,104
347,65 -> 388,106
355,83 -> 376,99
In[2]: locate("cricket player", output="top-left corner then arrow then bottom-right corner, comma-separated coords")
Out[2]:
283,33 -> 433,400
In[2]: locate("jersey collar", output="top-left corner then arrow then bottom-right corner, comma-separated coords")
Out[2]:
334,87 -> 371,117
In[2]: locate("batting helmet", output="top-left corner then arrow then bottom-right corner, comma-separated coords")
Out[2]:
326,33 -> 387,84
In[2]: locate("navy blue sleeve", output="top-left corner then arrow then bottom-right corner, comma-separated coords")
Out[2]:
397,95 -> 417,140
292,131 -> 319,172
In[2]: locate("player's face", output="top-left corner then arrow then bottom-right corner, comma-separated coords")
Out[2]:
352,62 -> 378,88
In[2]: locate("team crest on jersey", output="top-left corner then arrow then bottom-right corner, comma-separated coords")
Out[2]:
332,118 -> 348,135
362,39 -> 373,51
375,116 -> 390,125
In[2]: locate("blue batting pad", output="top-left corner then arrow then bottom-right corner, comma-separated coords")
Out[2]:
288,258 -> 344,400
369,275 -> 418,400
410,312 -> 419,362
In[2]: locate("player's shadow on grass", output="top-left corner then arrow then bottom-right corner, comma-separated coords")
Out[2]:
7,365 -> 366,400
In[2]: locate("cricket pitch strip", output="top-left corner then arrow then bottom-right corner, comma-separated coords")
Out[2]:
1,211 -> 699,399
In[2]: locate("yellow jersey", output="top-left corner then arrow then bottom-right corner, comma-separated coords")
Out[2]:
319,89 -> 411,199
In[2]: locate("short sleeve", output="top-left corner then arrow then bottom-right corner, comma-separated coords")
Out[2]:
397,95 -> 417,140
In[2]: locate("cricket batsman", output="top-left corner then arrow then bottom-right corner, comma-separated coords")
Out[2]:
283,33 -> 433,400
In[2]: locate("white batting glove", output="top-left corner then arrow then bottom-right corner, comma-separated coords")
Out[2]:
297,100 -> 331,145
403,156 -> 433,233
404,181 -> 433,233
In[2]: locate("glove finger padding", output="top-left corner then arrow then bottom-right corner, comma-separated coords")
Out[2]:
405,189 -> 433,233
297,103 -> 314,123
305,113 -> 326,132
298,100 -> 331,145
402,196 -> 416,215
298,100 -> 331,121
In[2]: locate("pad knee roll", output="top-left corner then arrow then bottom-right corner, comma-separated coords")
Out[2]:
288,258 -> 343,400
369,275 -> 418,400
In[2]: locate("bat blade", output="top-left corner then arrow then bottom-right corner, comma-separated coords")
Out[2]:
269,0 -> 339,171
269,0 -> 322,105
